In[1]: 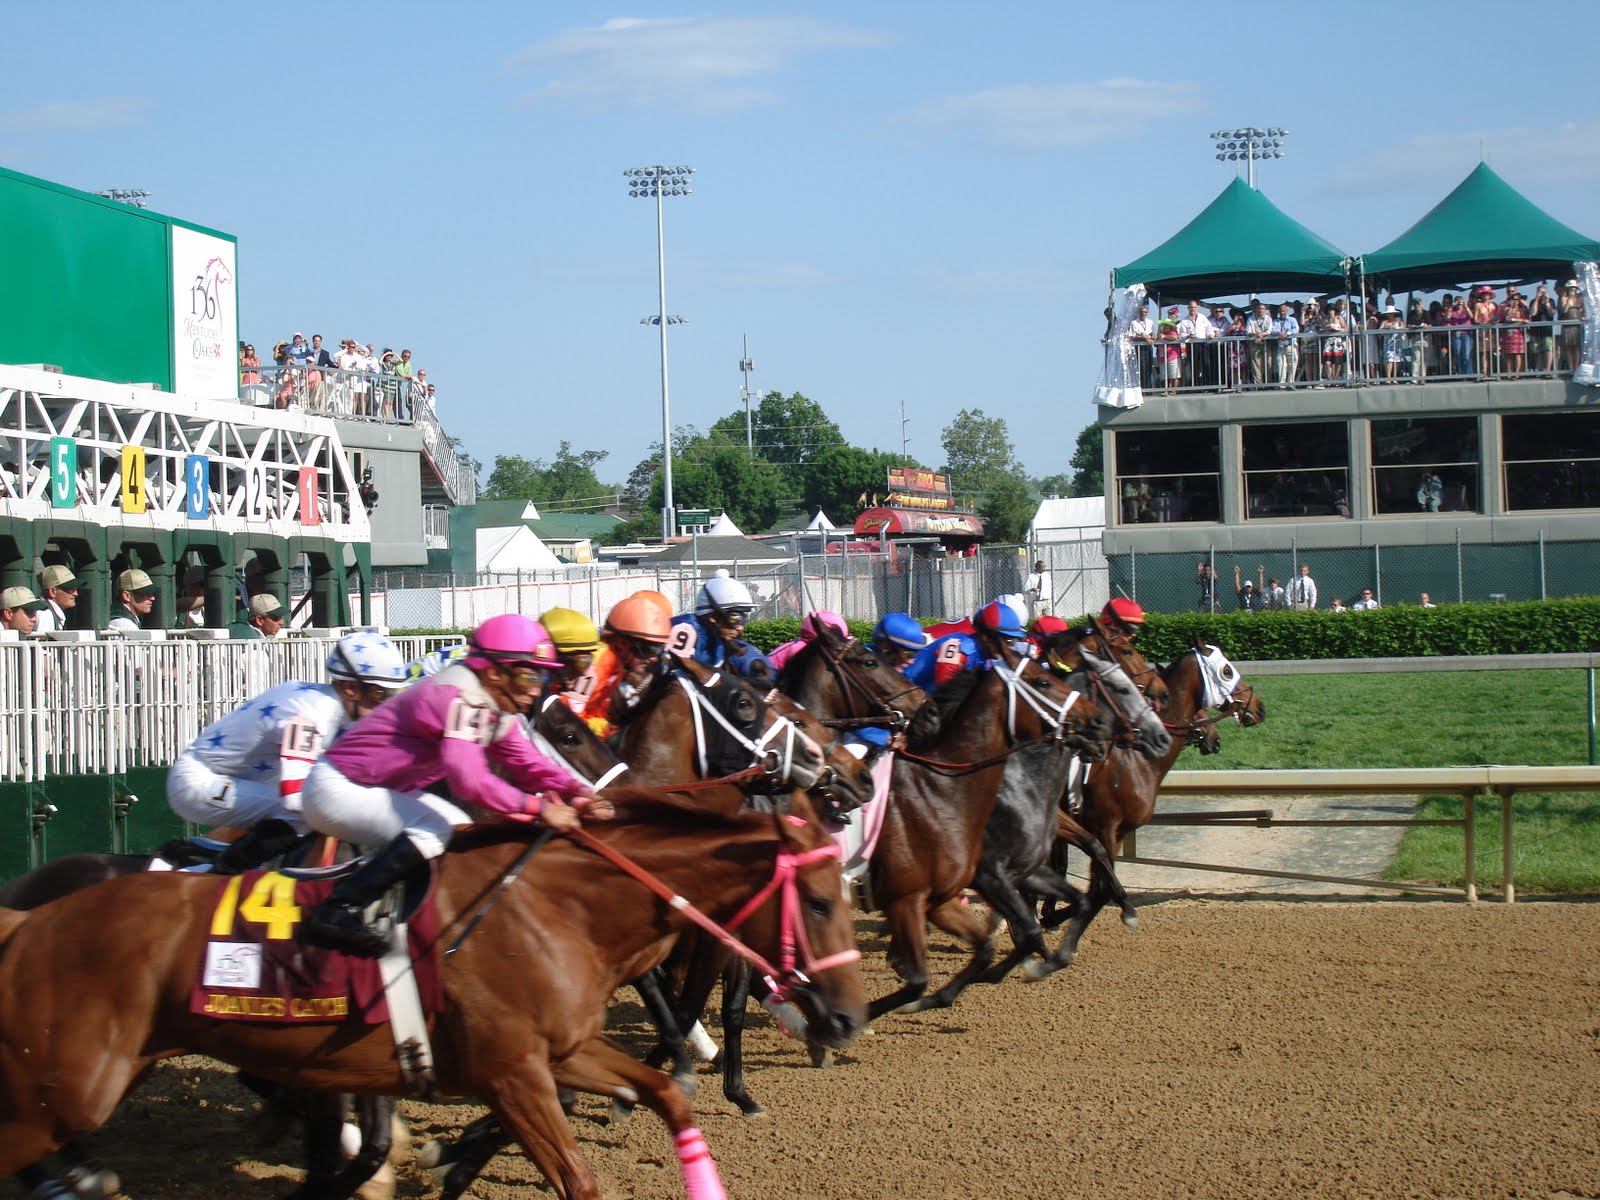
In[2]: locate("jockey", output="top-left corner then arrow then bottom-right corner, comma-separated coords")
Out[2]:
668,569 -> 773,680
907,599 -> 1026,692
1099,597 -> 1147,641
166,631 -> 410,872
1028,614 -> 1071,661
300,613 -> 606,956
539,606 -> 602,719
767,610 -> 850,672
407,641 -> 468,680
868,612 -> 928,674
586,593 -> 672,737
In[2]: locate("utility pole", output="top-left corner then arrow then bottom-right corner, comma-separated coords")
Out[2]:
900,396 -> 910,461
739,335 -> 757,455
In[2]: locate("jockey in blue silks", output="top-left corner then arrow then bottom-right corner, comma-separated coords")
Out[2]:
667,569 -> 774,680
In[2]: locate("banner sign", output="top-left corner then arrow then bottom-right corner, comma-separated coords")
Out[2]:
171,226 -> 239,400
120,445 -> 147,514
185,454 -> 211,520
297,468 -> 321,526
887,467 -> 951,496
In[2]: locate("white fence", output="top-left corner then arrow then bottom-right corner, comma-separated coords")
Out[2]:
0,634 -> 450,784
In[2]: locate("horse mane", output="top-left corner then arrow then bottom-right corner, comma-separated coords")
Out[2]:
905,666 -> 983,748
447,786 -> 752,856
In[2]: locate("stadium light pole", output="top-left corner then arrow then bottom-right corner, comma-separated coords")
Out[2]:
625,164 -> 695,539
1208,128 -> 1289,189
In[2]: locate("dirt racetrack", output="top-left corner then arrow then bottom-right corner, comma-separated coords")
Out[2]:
80,899 -> 1600,1200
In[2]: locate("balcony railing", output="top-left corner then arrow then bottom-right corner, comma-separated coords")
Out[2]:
1124,319 -> 1586,396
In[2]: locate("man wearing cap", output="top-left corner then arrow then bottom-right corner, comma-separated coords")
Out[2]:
231,593 -> 285,639
1,586 -> 47,635
108,568 -> 158,633
1274,302 -> 1300,386
286,333 -> 312,367
336,338 -> 365,416
175,565 -> 208,629
35,565 -> 79,633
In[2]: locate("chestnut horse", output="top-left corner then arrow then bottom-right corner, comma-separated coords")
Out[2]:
1049,638 -> 1266,967
867,644 -> 1110,1018
0,789 -> 865,1200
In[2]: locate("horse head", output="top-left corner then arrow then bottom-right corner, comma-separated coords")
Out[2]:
658,656 -> 827,792
530,695 -> 630,790
781,622 -> 929,737
1163,638 -> 1265,754
992,645 -> 1112,762
760,690 -> 876,822
1086,616 -> 1170,709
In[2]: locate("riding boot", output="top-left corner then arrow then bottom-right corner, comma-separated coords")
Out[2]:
301,834 -> 427,957
214,818 -> 305,875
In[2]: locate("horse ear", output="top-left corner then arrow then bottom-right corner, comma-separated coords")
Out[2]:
778,791 -> 822,848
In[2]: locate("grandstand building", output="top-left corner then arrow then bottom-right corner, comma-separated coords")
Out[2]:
1095,165 -> 1600,613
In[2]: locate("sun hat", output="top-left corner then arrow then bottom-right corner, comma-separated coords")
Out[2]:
248,594 -> 283,618
1,585 -> 47,613
118,568 -> 157,596
39,565 -> 78,591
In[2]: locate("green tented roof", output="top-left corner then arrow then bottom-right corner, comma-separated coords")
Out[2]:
1363,163 -> 1600,289
1114,178 -> 1349,295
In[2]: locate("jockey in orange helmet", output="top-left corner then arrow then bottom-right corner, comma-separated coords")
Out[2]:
586,593 -> 673,737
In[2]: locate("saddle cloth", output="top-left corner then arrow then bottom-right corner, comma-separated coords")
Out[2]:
832,752 -> 895,886
189,869 -> 443,1025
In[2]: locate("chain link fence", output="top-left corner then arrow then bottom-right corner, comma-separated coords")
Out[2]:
1111,535 -> 1600,614
371,534 -> 1111,630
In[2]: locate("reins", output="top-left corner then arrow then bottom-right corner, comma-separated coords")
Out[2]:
812,639 -> 919,731
565,825 -> 859,1003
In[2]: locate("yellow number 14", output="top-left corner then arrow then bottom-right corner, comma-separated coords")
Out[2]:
210,872 -> 303,941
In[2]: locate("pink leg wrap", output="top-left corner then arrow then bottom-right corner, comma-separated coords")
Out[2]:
674,1127 -> 726,1200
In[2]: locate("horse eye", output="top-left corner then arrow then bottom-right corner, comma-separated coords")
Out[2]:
804,895 -> 833,919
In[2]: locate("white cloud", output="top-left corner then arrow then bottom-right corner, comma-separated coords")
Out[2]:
0,97 -> 153,132
899,79 -> 1206,150
1330,122 -> 1600,192
508,16 -> 891,115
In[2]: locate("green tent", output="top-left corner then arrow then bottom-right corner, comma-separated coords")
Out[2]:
1363,163 -> 1600,290
1114,178 -> 1349,297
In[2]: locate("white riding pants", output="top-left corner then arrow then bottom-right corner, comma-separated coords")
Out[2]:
167,750 -> 305,832
301,759 -> 470,860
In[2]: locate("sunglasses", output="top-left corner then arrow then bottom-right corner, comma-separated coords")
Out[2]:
356,682 -> 396,706
504,664 -> 548,687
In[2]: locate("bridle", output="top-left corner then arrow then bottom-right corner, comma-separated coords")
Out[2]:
896,654 -> 1095,772
811,636 -> 921,735
528,695 -> 631,790
567,824 -> 859,1005
675,669 -> 815,789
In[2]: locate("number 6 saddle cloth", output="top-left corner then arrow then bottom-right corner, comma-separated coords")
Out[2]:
189,869 -> 443,1024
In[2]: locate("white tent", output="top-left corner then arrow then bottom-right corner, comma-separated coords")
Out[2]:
1029,496 -> 1105,543
476,525 -> 564,572
1026,496 -> 1109,618
805,509 -> 836,531
706,512 -> 744,536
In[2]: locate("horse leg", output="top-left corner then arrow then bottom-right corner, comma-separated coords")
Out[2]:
55,1141 -> 120,1200
974,862 -> 1066,986
1058,811 -> 1137,930
867,895 -> 931,1019
415,1114 -> 508,1200
12,1163 -> 75,1200
897,896 -> 994,1013
719,959 -> 764,1118
634,967 -> 699,1094
556,1037 -> 728,1200
283,1092 -> 348,1200
482,1059 -> 599,1200
1056,856 -> 1116,967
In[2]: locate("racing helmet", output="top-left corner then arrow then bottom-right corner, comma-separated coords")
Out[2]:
326,631 -> 409,690
467,613 -> 562,670
694,569 -> 755,617
802,610 -> 850,640
1029,615 -> 1070,639
973,600 -> 1026,639
1101,598 -> 1146,628
871,612 -> 929,651
539,606 -> 601,654
605,595 -> 672,645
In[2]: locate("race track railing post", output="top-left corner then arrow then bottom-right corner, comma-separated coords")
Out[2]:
1462,789 -> 1476,904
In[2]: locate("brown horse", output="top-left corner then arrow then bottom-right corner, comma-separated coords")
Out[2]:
1050,638 -> 1266,966
867,643 -> 1110,1018
774,622 -> 929,744
0,789 -> 865,1200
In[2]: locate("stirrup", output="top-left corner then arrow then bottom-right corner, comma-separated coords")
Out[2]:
303,903 -> 394,958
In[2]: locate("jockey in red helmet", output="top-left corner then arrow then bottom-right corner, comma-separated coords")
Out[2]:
1100,597 -> 1146,639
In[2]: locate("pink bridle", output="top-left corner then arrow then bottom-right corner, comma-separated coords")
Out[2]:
566,826 -> 860,1003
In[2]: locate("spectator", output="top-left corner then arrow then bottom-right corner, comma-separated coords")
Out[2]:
1128,304 -> 1155,389
1560,280 -> 1585,372
1419,592 -> 1437,608
337,338 -> 367,416
1320,301 -> 1348,382
107,568 -> 158,633
1196,561 -> 1215,611
1274,302 -> 1300,386
308,334 -> 335,412
232,593 -> 286,639
423,381 -> 437,413
1023,560 -> 1051,619
394,348 -> 415,419
1,585 -> 46,635
1406,298 -> 1430,382
286,332 -> 312,366
1328,597 -> 1347,613
1264,577 -> 1286,610
1289,563 -> 1318,610
1528,284 -> 1557,374
1157,319 -> 1182,395
1416,469 -> 1443,512
1471,287 -> 1498,374
1379,305 -> 1405,381
1177,300 -> 1218,387
1351,587 -> 1380,611
1246,300 -> 1274,385
35,564 -> 79,633
174,565 -> 207,628
1446,294 -> 1475,375
1237,579 -> 1260,613
1499,289 -> 1528,376
378,350 -> 399,419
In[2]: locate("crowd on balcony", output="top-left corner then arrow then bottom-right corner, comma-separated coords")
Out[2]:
1126,279 -> 1586,395
238,332 -> 438,423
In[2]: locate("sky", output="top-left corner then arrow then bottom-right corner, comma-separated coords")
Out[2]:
6,2 -> 1599,488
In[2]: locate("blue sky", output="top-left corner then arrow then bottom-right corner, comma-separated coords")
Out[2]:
6,2 -> 1598,485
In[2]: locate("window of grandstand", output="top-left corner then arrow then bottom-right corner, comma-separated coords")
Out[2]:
1242,421 -> 1351,520
1370,416 -> 1480,516
1112,427 -> 1221,525
1502,412 -> 1600,512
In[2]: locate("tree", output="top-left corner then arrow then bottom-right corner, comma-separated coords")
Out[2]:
1067,423 -> 1104,497
446,435 -> 483,485
649,443 -> 787,533
940,408 -> 1019,498
800,445 -> 920,518
707,391 -> 844,473
1032,471 -> 1073,498
979,472 -> 1037,544
482,442 -> 612,510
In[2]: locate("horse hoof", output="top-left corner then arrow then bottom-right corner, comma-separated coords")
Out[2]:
1121,911 -> 1140,930
416,1140 -> 443,1170
807,1043 -> 835,1069
63,1165 -> 120,1200
671,1071 -> 699,1098
428,1163 -> 453,1189
1021,956 -> 1054,982
608,1100 -> 635,1127
340,1121 -> 364,1158
387,1116 -> 412,1166
738,1102 -> 767,1120
355,1162 -> 396,1200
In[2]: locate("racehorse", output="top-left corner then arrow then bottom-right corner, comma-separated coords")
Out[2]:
773,622 -> 929,744
1048,638 -> 1266,967
0,789 -> 866,1200
866,644 -> 1110,1018
974,625 -> 1171,984
0,694 -> 627,1200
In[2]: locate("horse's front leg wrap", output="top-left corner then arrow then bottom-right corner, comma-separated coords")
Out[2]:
674,1127 -> 726,1200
